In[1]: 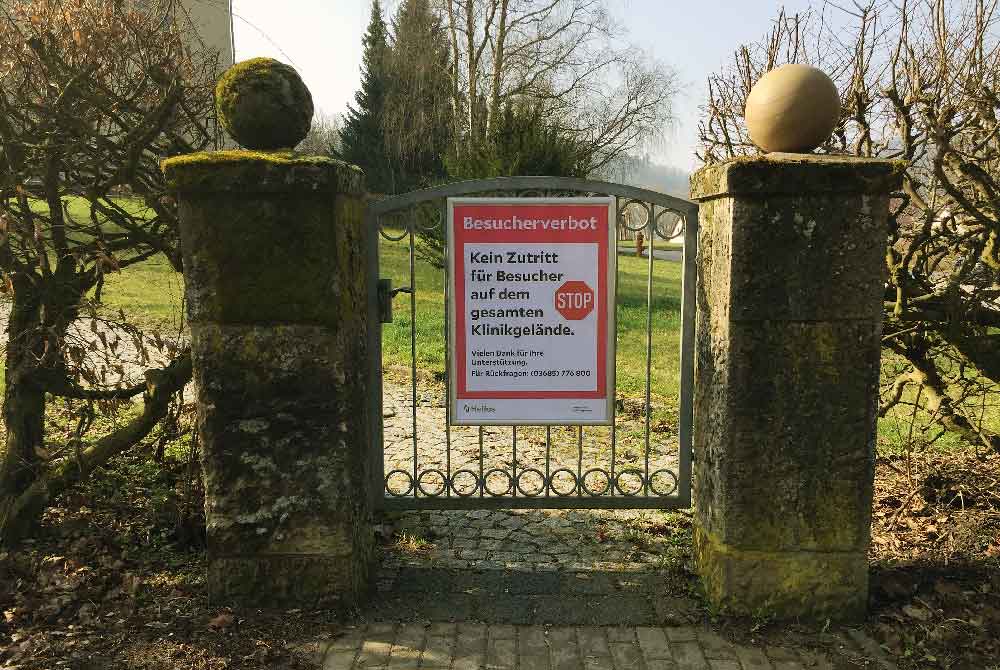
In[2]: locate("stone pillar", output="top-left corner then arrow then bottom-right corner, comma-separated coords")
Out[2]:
162,152 -> 372,608
689,153 -> 903,620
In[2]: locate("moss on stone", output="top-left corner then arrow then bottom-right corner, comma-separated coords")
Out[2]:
161,150 -> 364,194
215,57 -> 314,150
693,525 -> 868,621
690,153 -> 905,200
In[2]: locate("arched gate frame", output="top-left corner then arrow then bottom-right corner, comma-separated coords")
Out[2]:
365,177 -> 698,510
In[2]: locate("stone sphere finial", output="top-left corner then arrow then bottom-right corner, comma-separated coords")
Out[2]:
215,57 -> 314,151
744,64 -> 840,153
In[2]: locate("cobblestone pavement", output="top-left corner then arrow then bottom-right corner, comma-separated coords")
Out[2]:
382,384 -> 680,499
380,508 -> 690,574
307,622 -> 898,669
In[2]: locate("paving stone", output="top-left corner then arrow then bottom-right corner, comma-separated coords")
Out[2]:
664,626 -> 699,642
734,646 -> 773,669
519,626 -> 549,656
560,572 -> 619,595
425,623 -> 456,638
708,661 -> 741,670
367,623 -> 399,639
645,660 -> 680,670
549,627 -> 582,670
766,647 -> 800,662
576,627 -> 611,658
588,594 -> 656,625
489,624 -> 518,640
670,641 -> 709,670
456,623 -> 488,641
582,656 -> 615,670
503,570 -> 561,595
476,594 -> 539,624
487,636 -> 517,669
608,642 -> 645,670
453,623 -> 488,670
797,650 -> 834,669
387,624 -> 426,669
771,663 -> 807,670
328,627 -> 366,651
356,637 -> 394,668
698,631 -> 736,660
420,635 -> 455,669
606,627 -> 636,643
323,649 -> 359,670
637,626 -> 672,659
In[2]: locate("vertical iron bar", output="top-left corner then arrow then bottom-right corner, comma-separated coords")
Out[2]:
442,203 -> 452,497
478,426 -> 485,497
512,426 -> 518,498
643,204 -> 654,497
577,426 -> 583,496
608,198 -> 616,496
678,207 -> 699,506
409,216 -> 418,496
545,427 -> 551,497
366,206 -> 385,509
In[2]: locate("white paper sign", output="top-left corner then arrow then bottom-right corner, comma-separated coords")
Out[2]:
448,198 -> 616,424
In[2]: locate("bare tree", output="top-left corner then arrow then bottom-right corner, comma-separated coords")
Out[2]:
431,0 -> 678,174
296,111 -> 342,156
699,0 -> 1000,453
0,0 -> 216,544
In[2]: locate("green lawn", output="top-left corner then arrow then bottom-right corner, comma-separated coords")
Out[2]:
98,254 -> 185,332
11,196 -> 186,332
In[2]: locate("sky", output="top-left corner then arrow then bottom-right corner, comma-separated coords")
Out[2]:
229,0 -> 836,172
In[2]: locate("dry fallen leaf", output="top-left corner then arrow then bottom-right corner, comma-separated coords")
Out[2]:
208,612 -> 234,630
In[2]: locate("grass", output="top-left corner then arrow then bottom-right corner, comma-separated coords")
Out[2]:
616,241 -> 683,252
98,254 -> 185,333
10,196 -> 184,332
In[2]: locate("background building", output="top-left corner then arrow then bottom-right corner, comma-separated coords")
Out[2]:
175,0 -> 235,70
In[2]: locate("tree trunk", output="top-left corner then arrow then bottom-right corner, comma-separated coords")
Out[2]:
0,353 -> 192,547
0,270 -> 88,544
0,279 -> 46,542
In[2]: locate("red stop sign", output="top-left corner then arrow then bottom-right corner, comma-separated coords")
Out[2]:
554,280 -> 595,320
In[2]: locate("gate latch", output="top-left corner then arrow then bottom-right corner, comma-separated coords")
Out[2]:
377,279 -> 412,323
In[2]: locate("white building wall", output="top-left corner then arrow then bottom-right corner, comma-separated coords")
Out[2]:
176,0 -> 235,71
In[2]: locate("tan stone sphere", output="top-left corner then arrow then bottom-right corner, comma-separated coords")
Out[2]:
744,64 -> 840,153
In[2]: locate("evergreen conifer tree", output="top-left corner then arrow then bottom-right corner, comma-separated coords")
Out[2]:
341,0 -> 393,193
383,0 -> 452,192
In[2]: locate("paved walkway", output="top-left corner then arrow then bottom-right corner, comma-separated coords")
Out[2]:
362,384 -> 897,670
309,622 -> 894,669
296,506 -> 902,670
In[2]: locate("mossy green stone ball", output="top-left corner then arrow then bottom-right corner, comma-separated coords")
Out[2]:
215,57 -> 314,150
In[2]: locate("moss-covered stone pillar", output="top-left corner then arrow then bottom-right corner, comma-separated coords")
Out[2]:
689,153 -> 903,620
161,58 -> 373,608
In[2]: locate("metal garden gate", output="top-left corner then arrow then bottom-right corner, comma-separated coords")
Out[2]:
365,177 -> 697,510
